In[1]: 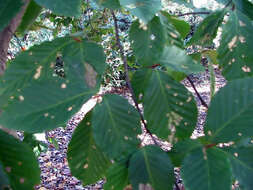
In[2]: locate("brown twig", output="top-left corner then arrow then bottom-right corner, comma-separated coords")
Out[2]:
111,11 -> 160,146
177,11 -> 210,17
187,76 -> 209,109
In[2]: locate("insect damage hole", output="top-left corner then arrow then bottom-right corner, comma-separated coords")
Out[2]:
84,63 -> 97,88
34,66 -> 43,79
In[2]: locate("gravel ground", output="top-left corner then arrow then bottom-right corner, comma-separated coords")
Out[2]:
33,67 -> 226,190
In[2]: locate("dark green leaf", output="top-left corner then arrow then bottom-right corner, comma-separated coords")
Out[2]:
67,112 -> 111,185
224,146 -> 253,190
95,0 -> 121,9
188,10 -> 225,46
0,130 -> 40,190
168,139 -> 202,167
0,0 -> 23,32
218,10 -> 253,80
17,0 -> 42,34
92,94 -> 141,159
233,0 -> 253,20
159,46 -> 205,75
181,147 -> 232,190
120,0 -> 161,23
0,37 -> 106,132
129,17 -> 166,65
0,162 -> 10,190
205,77 -> 253,143
34,0 -> 81,17
104,161 -> 129,190
129,145 -> 174,190
133,69 -> 198,141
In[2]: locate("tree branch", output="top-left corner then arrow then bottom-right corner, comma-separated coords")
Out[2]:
187,76 -> 209,109
177,11 -> 210,17
111,11 -> 160,146
0,0 -> 30,76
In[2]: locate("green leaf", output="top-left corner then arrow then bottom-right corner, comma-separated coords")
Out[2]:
94,0 -> 121,9
188,10 -> 225,46
218,10 -> 253,80
225,146 -> 253,190
0,37 -> 106,132
133,69 -> 198,141
168,139 -> 202,167
205,77 -> 253,143
0,0 -> 23,32
0,130 -> 40,190
233,0 -> 253,20
161,11 -> 191,39
17,0 -> 42,34
181,147 -> 232,190
34,0 -> 81,17
92,94 -> 141,159
0,162 -> 10,190
129,145 -> 174,190
120,0 -> 162,23
129,17 -> 166,65
67,112 -> 111,185
104,161 -> 129,190
159,46 -> 205,75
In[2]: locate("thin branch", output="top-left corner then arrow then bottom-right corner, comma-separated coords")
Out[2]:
177,11 -> 210,17
187,76 -> 209,109
111,11 -> 160,146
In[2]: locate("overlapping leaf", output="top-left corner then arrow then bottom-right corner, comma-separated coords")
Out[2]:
181,147 -> 232,190
224,146 -> 253,190
95,0 -> 121,9
188,10 -> 225,46
34,0 -> 81,17
0,130 -> 40,190
0,37 -> 106,132
129,17 -> 166,65
218,10 -> 253,80
92,94 -> 141,159
104,161 -> 129,190
120,0 -> 161,23
233,0 -> 253,20
0,0 -> 23,32
132,69 -> 198,140
159,46 -> 205,75
205,77 -> 253,143
129,145 -> 174,190
17,0 -> 42,34
67,112 -> 111,185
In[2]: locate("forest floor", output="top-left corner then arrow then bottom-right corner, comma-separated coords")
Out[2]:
34,66 -> 226,190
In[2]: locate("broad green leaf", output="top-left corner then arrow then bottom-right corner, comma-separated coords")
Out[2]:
233,0 -> 253,20
92,94 -> 141,159
129,145 -> 174,190
159,46 -> 205,75
161,11 -> 191,39
225,146 -> 253,190
0,0 -> 23,32
168,139 -> 202,167
0,162 -> 10,190
94,0 -> 121,9
181,147 -> 232,190
34,0 -> 81,17
120,0 -> 161,23
129,17 -> 166,65
104,161 -> 129,190
159,12 -> 184,48
205,77 -> 253,143
188,10 -> 225,46
0,130 -> 40,190
133,69 -> 198,141
0,37 -> 106,132
218,10 -> 253,80
67,112 -> 111,185
17,0 -> 42,34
